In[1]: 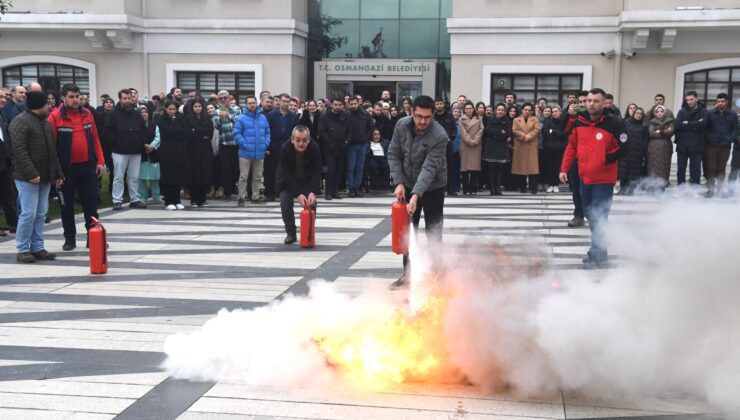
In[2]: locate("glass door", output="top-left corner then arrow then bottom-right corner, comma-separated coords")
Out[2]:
397,83 -> 421,102
327,82 -> 351,101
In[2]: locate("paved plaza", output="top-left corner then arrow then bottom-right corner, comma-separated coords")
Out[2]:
0,189 -> 723,420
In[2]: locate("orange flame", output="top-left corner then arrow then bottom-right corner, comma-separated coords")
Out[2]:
314,294 -> 449,389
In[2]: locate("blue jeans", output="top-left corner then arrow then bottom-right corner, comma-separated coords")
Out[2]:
14,180 -> 51,253
346,144 -> 367,189
580,182 -> 613,261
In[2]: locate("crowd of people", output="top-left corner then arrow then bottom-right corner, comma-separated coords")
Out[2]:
0,81 -> 738,266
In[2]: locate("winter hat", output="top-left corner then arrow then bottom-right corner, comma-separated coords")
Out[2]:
26,91 -> 47,110
654,105 -> 666,113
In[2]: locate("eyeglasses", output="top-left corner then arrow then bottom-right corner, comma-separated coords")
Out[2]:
413,114 -> 432,121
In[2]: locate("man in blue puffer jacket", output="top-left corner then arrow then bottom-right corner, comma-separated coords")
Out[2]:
233,95 -> 270,206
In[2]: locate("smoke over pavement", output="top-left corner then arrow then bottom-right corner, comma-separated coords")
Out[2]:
163,190 -> 740,418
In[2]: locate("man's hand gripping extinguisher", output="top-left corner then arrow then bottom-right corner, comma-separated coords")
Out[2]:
300,204 -> 316,248
88,217 -> 108,274
391,196 -> 410,255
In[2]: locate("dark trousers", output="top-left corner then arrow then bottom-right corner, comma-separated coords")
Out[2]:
569,161 -> 584,219
0,166 -> 18,228
161,184 -> 182,205
337,146 -> 347,191
487,162 -> 505,193
461,171 -> 480,194
519,174 -> 538,192
190,185 -> 207,205
450,152 -> 461,192
368,156 -> 390,188
59,163 -> 99,241
446,143 -> 455,192
542,149 -> 564,186
279,190 -> 318,234
705,145 -> 732,190
324,152 -> 339,196
218,145 -> 239,197
264,152 -> 279,199
676,151 -> 703,185
580,182 -> 614,261
402,186 -> 445,269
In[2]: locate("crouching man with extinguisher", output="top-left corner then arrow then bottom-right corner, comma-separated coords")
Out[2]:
276,125 -> 322,245
387,95 -> 448,288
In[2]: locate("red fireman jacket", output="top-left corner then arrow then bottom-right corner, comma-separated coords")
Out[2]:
560,112 -> 628,185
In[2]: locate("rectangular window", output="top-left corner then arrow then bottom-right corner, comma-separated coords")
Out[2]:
399,19 -> 440,58
361,0 -> 399,19
490,73 -> 583,108
176,71 -> 256,106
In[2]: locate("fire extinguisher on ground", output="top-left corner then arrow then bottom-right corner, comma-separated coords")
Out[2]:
300,204 -> 316,248
391,196 -> 410,255
88,217 -> 108,274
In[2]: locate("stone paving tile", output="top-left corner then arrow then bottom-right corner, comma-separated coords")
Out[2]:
0,188 -> 717,419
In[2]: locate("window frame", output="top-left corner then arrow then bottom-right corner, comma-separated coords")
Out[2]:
176,71 -> 256,106
2,63 -> 90,95
683,66 -> 740,108
490,73 -> 583,108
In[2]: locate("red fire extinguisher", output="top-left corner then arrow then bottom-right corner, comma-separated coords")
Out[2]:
391,197 -> 410,255
88,217 -> 108,274
300,204 -> 316,248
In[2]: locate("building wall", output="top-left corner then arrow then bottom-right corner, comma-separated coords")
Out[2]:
450,1 -> 740,110
619,52 -> 740,111
143,0 -> 298,19
453,0 -> 621,18
450,55 -> 611,102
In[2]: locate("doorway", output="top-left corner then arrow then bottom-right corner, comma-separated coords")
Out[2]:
353,82 -> 393,104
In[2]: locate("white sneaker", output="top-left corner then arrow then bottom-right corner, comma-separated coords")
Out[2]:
546,186 -> 554,193
554,186 -> 560,193
175,203 -> 185,210
165,204 -> 176,210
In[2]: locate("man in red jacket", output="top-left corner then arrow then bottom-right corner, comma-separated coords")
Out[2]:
48,84 -> 105,251
560,88 -> 628,268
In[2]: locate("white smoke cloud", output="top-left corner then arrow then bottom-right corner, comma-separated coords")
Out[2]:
163,187 -> 740,418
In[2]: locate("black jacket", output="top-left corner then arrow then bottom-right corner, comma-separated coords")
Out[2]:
276,140 -> 322,197
345,108 -> 374,145
373,114 -> 394,140
105,103 -> 147,155
299,111 -> 321,144
318,109 -> 347,154
434,110 -> 457,143
0,110 -> 11,173
618,117 -> 649,181
157,113 -> 192,186
542,117 -> 567,150
674,104 -> 707,153
482,116 -> 511,162
187,114 -> 214,186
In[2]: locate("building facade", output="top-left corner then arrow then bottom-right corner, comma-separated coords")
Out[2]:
2,1 -> 739,111
0,0 -> 308,104
307,0 -> 452,103
448,0 -> 740,111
